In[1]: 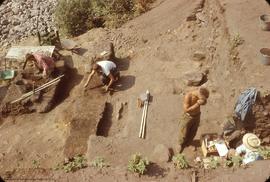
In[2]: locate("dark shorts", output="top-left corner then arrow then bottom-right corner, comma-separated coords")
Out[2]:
101,68 -> 120,85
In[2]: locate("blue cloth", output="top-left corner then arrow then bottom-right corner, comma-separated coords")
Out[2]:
235,88 -> 257,121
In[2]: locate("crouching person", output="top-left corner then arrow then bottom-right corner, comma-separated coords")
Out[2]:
24,53 -> 55,78
235,133 -> 263,164
84,60 -> 120,91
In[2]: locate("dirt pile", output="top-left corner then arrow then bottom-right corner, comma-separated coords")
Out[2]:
252,94 -> 270,145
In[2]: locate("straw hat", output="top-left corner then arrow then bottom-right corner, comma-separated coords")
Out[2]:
242,133 -> 261,151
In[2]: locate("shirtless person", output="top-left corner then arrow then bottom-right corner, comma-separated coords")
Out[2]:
84,60 -> 120,91
178,87 -> 209,153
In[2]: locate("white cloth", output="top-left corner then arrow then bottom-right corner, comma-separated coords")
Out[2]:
235,144 -> 261,164
97,60 -> 116,76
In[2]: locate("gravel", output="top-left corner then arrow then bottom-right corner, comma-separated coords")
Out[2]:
0,0 -> 58,47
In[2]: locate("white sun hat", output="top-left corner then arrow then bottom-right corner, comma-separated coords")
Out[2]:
242,133 -> 261,151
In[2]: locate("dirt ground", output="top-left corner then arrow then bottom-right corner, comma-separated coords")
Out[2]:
0,0 -> 270,181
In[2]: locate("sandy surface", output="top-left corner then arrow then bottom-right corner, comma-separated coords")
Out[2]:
0,0 -> 270,181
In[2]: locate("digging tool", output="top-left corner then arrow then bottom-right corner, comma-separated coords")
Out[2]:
11,75 -> 64,104
139,90 -> 150,139
139,102 -> 147,138
141,97 -> 149,139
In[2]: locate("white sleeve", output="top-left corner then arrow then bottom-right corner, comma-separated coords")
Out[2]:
236,144 -> 246,154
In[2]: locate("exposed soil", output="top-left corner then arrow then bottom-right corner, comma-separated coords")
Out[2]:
252,94 -> 270,145
0,0 -> 270,181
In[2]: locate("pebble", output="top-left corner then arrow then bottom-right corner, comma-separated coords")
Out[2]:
183,71 -> 205,86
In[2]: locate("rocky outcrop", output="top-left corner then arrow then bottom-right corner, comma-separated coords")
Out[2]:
0,0 -> 58,47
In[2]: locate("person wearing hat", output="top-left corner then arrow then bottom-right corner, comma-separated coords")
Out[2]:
84,60 -> 120,91
235,133 -> 262,164
177,87 -> 209,153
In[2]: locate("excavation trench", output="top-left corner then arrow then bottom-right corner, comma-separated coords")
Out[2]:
96,102 -> 113,137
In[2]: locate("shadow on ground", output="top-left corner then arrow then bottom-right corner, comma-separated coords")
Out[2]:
114,56 -> 131,71
114,75 -> 136,91
146,163 -> 167,178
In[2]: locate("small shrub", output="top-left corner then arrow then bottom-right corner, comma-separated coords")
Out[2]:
133,0 -> 153,14
230,33 -> 244,49
172,154 -> 189,169
91,157 -> 109,168
258,147 -> 270,159
206,157 -> 220,169
229,33 -> 244,62
54,155 -> 87,173
225,156 -> 243,168
54,0 -> 154,36
127,154 -> 149,175
32,160 -> 40,169
54,0 -> 93,36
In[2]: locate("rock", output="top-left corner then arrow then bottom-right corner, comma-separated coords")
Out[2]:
1,19 -> 9,25
183,71 -> 205,86
193,51 -> 206,61
196,12 -> 207,23
0,0 -> 58,48
12,7 -> 19,15
151,144 -> 171,163
2,28 -> 9,34
186,13 -> 197,21
12,19 -> 20,26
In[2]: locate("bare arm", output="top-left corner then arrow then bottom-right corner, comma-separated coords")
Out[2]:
84,70 -> 95,88
105,73 -> 115,91
183,93 -> 201,113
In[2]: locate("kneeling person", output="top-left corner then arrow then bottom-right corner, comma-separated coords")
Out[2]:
84,60 -> 120,91
24,53 -> 55,78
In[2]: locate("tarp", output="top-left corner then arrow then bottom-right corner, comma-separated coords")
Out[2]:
235,87 -> 257,121
5,46 -> 55,61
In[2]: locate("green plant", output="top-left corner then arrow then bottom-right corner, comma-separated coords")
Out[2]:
258,147 -> 270,159
231,33 -> 244,49
127,154 -> 149,175
225,156 -> 243,168
54,0 -> 93,36
91,157 -> 109,168
54,155 -> 87,173
229,33 -> 244,62
133,0 -> 153,14
172,154 -> 189,169
32,160 -> 40,169
207,157 -> 220,169
54,0 -> 154,36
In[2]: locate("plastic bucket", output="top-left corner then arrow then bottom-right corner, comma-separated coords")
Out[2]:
260,48 -> 270,65
259,15 -> 270,31
0,70 -> 15,80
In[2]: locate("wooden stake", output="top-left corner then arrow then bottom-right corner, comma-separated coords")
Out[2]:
11,75 -> 64,104
141,100 -> 149,139
139,90 -> 150,139
139,102 -> 147,138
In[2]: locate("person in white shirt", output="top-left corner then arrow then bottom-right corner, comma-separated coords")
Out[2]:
235,133 -> 262,164
84,60 -> 120,91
